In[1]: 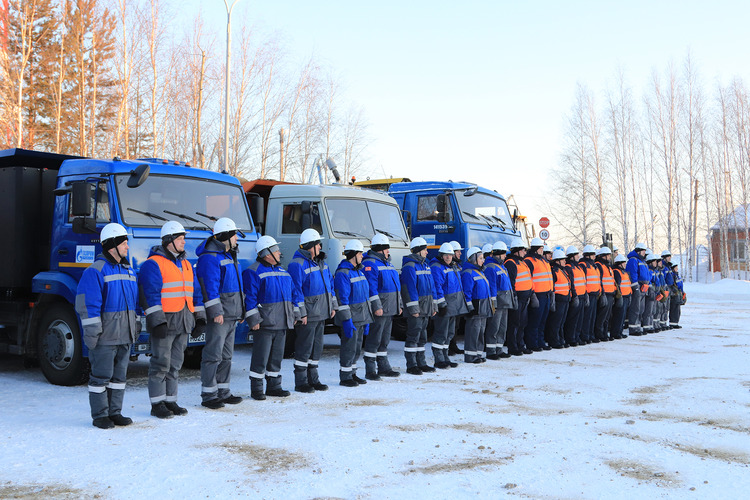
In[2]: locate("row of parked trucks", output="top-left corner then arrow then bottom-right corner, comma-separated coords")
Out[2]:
0,148 -> 528,385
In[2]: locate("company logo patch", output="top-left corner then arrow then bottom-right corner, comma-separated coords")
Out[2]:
76,245 -> 96,263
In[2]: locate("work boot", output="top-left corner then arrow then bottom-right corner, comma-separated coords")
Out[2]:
108,414 -> 132,426
352,373 -> 368,385
201,399 -> 225,409
416,351 -> 435,372
164,402 -> 188,416
434,361 -> 450,369
419,365 -> 436,372
379,369 -> 400,377
151,402 -> 175,419
93,417 -> 114,429
265,388 -> 291,397
312,382 -> 329,391
406,366 -> 423,375
220,394 -> 243,405
364,356 -> 378,379
340,379 -> 358,387
365,372 -> 382,381
251,392 -> 266,401
448,360 -> 458,368
295,384 -> 315,393
486,354 -> 500,360
377,357 -> 400,377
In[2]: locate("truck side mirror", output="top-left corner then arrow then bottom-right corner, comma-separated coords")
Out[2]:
127,163 -> 150,188
436,194 -> 448,223
248,194 -> 265,231
402,209 -> 412,237
300,201 -> 312,230
71,182 -> 93,217
512,208 -> 518,223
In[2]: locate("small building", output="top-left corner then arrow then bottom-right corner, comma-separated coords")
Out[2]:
709,204 -> 749,273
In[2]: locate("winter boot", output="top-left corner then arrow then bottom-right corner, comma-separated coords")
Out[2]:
364,356 -> 380,380
151,402 -> 175,418
416,350 -> 435,372
109,414 -> 133,426
93,417 -> 114,429
164,402 -> 188,416
377,355 -> 400,377
308,364 -> 328,391
250,377 -> 266,400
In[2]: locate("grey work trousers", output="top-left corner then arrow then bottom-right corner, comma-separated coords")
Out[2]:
200,319 -> 236,402
340,324 -> 365,381
250,328 -> 287,392
88,344 -> 130,419
485,307 -> 508,355
431,314 -> 455,364
364,314 -> 396,375
628,288 -> 645,334
404,315 -> 429,369
148,332 -> 188,404
294,320 -> 325,387
464,316 -> 487,362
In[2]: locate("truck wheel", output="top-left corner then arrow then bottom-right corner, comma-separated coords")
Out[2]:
37,304 -> 89,386
183,346 -> 203,369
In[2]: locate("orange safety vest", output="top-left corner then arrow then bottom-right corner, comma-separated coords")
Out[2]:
553,267 -> 571,296
600,264 -> 616,293
614,268 -> 632,296
510,258 -> 533,292
583,260 -> 601,293
566,263 -> 587,296
525,256 -> 553,293
149,254 -> 195,313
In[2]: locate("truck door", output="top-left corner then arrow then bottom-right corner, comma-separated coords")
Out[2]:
276,202 -> 323,267
411,193 -> 456,258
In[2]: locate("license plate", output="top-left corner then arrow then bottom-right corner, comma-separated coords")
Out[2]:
189,333 -> 205,343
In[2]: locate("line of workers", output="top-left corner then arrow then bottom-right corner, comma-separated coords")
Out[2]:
76,219 -> 686,429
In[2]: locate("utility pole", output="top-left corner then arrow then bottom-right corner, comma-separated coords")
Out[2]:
279,128 -> 285,180
222,0 -> 243,173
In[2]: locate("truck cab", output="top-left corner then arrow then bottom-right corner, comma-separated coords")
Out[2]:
387,181 -> 522,258
0,149 -> 257,385
245,181 -> 410,272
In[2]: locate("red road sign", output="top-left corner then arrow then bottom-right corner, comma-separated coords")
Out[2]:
539,217 -> 550,228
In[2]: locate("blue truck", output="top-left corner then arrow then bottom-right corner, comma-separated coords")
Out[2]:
386,181 -> 524,257
0,148 -> 258,385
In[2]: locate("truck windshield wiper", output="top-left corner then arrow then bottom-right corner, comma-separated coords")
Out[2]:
195,211 -> 217,222
334,229 -> 365,238
476,213 -> 495,228
192,212 -> 247,237
127,207 -> 167,221
163,210 -> 212,231
491,215 -> 507,229
462,211 -> 481,221
375,228 -> 407,245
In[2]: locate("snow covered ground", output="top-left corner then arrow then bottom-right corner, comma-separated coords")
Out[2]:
1,280 -> 749,499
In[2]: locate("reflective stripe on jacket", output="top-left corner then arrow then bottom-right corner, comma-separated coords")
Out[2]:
614,268 -> 632,296
525,255 -> 553,293
430,257 -> 469,317
362,251 -> 401,317
505,255 -> 533,292
288,249 -> 337,321
553,266 -> 571,296
581,258 -> 601,293
335,259 -> 374,325
461,262 -> 493,317
597,260 -> 617,294
243,260 -> 296,330
566,261 -> 587,295
401,253 -> 437,316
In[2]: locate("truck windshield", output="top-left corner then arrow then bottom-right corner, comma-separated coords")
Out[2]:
455,191 -> 513,228
115,174 -> 253,231
325,198 -> 408,244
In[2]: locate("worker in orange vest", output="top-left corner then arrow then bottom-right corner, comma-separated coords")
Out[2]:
594,247 -> 616,342
578,245 -> 601,344
545,249 -> 572,348
610,254 -> 632,339
562,246 -> 586,346
503,238 -> 534,356
139,221 -> 207,418
524,237 -> 553,351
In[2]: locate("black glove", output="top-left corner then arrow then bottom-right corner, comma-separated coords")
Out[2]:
152,323 -> 168,339
572,296 -> 580,308
529,293 -> 540,309
191,319 -> 207,339
438,304 -> 447,316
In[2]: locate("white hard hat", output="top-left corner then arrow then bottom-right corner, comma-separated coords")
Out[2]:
530,237 -> 544,247
410,237 -> 428,250
510,238 -> 527,251
551,249 -> 566,260
482,243 -> 493,254
256,235 -> 279,254
161,220 -> 186,240
438,242 -> 455,255
596,246 -> 612,256
344,239 -> 365,253
645,252 -> 658,262
300,228 -> 322,246
543,244 -> 551,253
371,233 -> 390,247
449,240 -> 463,251
213,217 -> 237,235
565,245 -> 579,256
614,254 -> 627,264
101,223 -> 128,244
661,250 -> 671,257
466,246 -> 482,260
612,245 -> 619,252
634,242 -> 648,251
582,244 -> 596,254
493,241 -> 508,253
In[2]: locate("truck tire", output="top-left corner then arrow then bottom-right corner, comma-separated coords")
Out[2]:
37,304 -> 89,386
183,346 -> 203,369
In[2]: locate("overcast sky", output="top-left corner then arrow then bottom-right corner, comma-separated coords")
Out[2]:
181,0 -> 750,232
